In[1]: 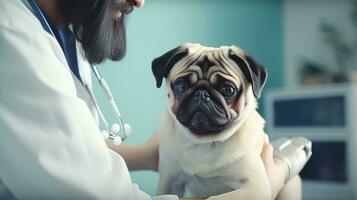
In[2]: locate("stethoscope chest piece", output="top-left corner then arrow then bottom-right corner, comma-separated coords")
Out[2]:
101,123 -> 132,145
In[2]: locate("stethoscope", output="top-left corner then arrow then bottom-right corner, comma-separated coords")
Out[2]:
27,0 -> 131,145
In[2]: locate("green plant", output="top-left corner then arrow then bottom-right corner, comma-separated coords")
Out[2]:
300,60 -> 328,76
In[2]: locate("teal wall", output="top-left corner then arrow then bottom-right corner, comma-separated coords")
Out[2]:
95,0 -> 283,196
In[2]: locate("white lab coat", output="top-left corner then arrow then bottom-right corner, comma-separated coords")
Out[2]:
0,0 -> 177,199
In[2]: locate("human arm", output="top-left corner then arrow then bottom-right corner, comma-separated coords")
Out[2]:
107,131 -> 159,171
112,132 -> 285,200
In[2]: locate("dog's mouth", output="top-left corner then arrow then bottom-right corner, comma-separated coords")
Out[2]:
185,111 -> 230,135
174,90 -> 231,135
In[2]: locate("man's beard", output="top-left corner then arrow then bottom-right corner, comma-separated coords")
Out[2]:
58,0 -> 133,64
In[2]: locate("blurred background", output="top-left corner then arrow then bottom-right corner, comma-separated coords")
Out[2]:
94,0 -> 357,199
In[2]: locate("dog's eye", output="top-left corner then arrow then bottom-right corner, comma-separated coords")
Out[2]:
220,85 -> 236,97
173,78 -> 188,94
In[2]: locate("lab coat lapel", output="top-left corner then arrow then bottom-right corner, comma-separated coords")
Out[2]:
75,43 -> 99,124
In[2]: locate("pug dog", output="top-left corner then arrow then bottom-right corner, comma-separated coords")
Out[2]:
152,43 -> 301,200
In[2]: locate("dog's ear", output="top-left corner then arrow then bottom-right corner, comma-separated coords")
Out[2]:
152,46 -> 189,88
228,50 -> 268,98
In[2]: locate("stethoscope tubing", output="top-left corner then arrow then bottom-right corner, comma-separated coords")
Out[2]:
27,0 -> 130,144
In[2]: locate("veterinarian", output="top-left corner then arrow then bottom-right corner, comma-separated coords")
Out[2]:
0,0 -> 288,199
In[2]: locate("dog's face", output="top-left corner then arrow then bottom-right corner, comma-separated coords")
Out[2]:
152,43 -> 267,142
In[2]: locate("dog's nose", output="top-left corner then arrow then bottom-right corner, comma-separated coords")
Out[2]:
195,90 -> 211,102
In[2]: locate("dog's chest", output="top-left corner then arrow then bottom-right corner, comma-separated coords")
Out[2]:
168,135 -> 255,177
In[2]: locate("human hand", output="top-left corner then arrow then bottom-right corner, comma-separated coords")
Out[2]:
272,137 -> 312,184
107,131 -> 159,171
261,135 -> 286,199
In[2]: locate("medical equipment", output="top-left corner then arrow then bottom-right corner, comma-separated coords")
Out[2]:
27,0 -> 131,145
272,137 -> 312,183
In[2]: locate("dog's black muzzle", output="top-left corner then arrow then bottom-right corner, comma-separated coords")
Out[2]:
175,89 -> 231,135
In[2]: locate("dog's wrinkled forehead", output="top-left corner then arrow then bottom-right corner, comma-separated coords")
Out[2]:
167,43 -> 246,81
152,43 -> 268,98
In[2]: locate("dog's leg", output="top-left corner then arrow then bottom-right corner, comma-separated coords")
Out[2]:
275,175 -> 302,200
208,151 -> 272,200
157,150 -> 186,197
157,172 -> 186,197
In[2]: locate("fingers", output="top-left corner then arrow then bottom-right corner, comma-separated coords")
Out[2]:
261,134 -> 286,172
261,134 -> 287,177
261,134 -> 274,167
261,134 -> 287,198
273,157 -> 285,167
